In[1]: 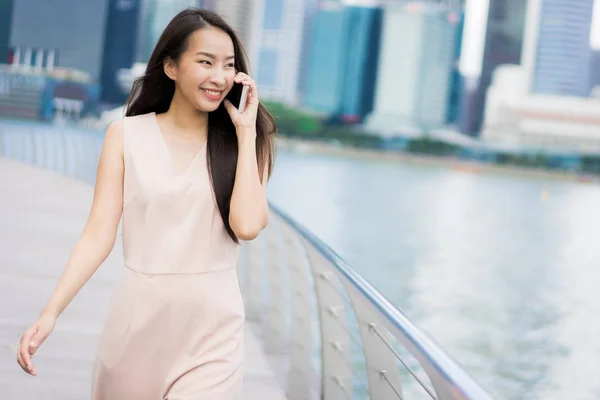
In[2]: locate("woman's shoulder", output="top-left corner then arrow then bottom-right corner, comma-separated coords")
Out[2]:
123,112 -> 155,123
122,112 -> 156,134
103,112 -> 154,143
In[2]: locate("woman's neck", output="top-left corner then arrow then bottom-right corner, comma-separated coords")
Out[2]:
160,92 -> 209,140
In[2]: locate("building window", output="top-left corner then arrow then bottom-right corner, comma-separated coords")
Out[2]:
257,50 -> 278,86
263,0 -> 284,30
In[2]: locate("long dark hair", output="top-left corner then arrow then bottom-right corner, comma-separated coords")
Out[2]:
125,8 -> 277,243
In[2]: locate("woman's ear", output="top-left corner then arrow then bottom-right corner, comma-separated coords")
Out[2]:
164,57 -> 177,81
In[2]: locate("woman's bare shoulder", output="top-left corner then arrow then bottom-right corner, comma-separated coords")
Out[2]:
102,119 -> 125,157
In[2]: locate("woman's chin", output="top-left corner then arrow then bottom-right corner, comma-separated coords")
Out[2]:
194,98 -> 222,113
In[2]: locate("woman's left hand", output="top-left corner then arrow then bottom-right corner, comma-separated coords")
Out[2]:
224,72 -> 259,134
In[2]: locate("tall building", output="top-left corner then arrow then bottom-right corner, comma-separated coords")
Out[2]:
296,0 -> 319,106
254,0 -> 306,104
137,0 -> 199,62
9,0 -> 110,79
205,0 -> 260,70
366,2 -> 459,133
458,0 -> 527,136
208,0 -> 307,105
480,0 -> 600,150
303,3 -> 345,115
521,0 -> 595,97
589,50 -> 600,94
304,2 -> 382,122
588,1 -> 600,93
100,0 -> 140,104
0,0 -> 14,63
445,9 -> 464,124
206,0 -> 314,105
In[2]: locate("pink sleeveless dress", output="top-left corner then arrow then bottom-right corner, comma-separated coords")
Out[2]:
91,112 -> 245,399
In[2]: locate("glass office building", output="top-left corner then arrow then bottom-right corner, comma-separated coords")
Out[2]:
367,2 -> 459,132
304,3 -> 382,122
100,0 -> 141,104
9,0 -> 110,79
0,0 -> 13,64
531,0 -> 594,96
459,0 -> 527,135
137,0 -> 198,62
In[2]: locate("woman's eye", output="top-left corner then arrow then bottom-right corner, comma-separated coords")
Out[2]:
198,60 -> 211,65
226,63 -> 235,68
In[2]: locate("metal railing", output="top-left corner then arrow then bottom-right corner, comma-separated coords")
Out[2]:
0,119 -> 494,400
240,205 -> 494,400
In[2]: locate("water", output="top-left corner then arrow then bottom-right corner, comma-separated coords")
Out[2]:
2,120 -> 600,399
266,149 -> 600,400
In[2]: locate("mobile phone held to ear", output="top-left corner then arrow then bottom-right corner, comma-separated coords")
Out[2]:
238,85 -> 249,113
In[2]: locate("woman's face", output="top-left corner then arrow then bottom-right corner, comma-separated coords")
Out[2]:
167,26 -> 237,112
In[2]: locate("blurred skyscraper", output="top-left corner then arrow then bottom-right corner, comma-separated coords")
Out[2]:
521,0 -> 595,97
590,50 -> 600,94
208,0 -> 308,105
100,0 -> 140,104
206,0 -> 257,62
1,0 -> 106,120
482,0 -> 600,150
303,2 -> 382,122
296,0 -> 319,106
254,0 -> 306,104
137,0 -> 199,62
589,1 -> 600,93
9,0 -> 110,79
458,0 -> 526,136
366,2 -> 459,134
0,0 -> 13,64
446,9 -> 464,124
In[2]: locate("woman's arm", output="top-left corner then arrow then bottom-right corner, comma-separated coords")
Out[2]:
224,72 -> 271,241
228,129 -> 269,241
17,119 -> 125,376
40,119 -> 125,319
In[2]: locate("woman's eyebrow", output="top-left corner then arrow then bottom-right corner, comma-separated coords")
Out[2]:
196,51 -> 235,60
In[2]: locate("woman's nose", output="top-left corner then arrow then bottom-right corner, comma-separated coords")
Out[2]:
209,71 -> 227,86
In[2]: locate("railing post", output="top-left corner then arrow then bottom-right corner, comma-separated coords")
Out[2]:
305,244 -> 353,400
344,283 -> 404,399
0,126 -> 5,156
27,128 -> 35,165
244,234 -> 265,322
282,223 -> 318,400
33,128 -> 44,167
263,220 -> 288,354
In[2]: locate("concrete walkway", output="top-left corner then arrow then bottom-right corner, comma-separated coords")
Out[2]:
0,158 -> 287,399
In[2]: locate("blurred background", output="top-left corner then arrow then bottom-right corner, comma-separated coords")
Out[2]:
1,0 -> 600,399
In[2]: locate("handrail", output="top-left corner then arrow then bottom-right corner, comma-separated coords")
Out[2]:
267,204 -> 494,400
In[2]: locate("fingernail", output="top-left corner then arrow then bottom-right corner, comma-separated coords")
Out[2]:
30,342 -> 36,347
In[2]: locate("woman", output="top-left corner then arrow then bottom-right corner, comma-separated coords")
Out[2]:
16,8 -> 276,399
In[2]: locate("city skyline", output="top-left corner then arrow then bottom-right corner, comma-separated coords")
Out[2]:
1,0 -> 600,151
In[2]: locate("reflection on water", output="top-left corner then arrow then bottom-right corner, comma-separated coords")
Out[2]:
2,120 -> 600,399
267,149 -> 600,400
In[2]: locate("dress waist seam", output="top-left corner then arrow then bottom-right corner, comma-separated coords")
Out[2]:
124,263 -> 236,276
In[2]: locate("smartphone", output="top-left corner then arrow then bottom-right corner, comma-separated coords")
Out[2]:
238,85 -> 249,113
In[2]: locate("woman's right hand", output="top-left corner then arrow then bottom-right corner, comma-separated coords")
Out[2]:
17,313 -> 56,376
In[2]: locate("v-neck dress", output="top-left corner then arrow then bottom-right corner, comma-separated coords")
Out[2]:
91,112 -> 245,399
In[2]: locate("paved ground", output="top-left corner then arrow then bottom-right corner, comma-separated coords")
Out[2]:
0,157 -> 288,399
